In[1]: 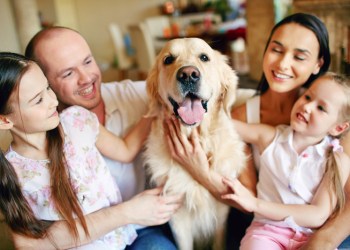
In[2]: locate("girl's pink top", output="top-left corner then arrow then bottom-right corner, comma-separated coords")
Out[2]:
6,105 -> 137,249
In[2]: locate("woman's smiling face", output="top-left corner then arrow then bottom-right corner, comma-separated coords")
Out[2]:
263,23 -> 323,94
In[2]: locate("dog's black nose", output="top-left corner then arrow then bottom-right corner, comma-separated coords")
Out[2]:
176,66 -> 200,87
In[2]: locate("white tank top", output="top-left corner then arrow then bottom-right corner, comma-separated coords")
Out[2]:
246,95 -> 261,170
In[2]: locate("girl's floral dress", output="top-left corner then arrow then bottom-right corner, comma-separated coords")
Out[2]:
6,106 -> 137,249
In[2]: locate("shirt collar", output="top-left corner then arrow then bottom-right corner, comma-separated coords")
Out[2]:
101,83 -> 119,116
278,125 -> 331,157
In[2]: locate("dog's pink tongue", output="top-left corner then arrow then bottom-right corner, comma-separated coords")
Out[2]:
178,98 -> 205,125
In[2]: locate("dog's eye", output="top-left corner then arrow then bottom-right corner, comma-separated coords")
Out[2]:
199,54 -> 209,62
164,55 -> 175,65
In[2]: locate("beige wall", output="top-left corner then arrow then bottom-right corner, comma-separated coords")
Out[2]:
0,0 -> 21,53
73,0 -> 165,69
0,0 -> 166,66
12,0 -> 42,52
54,0 -> 79,29
246,0 -> 275,81
2,0 -> 349,80
37,0 -> 56,25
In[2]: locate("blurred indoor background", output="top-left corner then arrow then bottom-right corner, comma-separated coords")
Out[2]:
0,1 -> 349,248
0,0 -> 349,89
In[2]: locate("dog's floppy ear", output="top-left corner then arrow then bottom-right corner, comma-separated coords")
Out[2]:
145,58 -> 161,117
217,52 -> 238,115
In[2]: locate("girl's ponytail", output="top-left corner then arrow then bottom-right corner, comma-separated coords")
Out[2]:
325,73 -> 350,216
324,147 -> 345,216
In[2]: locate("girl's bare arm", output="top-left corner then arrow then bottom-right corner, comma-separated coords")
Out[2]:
12,187 -> 182,250
96,117 -> 153,163
222,151 -> 350,229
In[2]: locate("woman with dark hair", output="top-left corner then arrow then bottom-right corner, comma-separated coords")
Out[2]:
163,12 -> 350,249
256,12 -> 331,94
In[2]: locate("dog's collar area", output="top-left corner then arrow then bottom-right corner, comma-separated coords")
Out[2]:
168,95 -> 207,126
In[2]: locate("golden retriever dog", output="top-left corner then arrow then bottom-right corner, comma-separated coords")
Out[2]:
144,38 -> 246,250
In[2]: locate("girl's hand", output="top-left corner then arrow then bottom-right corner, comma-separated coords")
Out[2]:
122,187 -> 183,226
10,187 -> 182,250
164,116 -> 210,179
221,177 -> 257,213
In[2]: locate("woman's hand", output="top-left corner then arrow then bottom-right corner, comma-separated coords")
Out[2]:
164,117 -> 241,204
164,116 -> 210,180
221,177 -> 257,213
121,187 -> 183,226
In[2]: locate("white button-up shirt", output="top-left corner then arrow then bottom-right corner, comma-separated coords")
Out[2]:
256,125 -> 331,232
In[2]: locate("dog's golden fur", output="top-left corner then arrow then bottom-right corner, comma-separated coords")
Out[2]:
144,38 -> 246,250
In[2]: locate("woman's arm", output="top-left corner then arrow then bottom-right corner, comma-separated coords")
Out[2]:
222,151 -> 350,229
238,145 -> 258,197
96,117 -> 153,163
165,118 -> 232,198
165,117 -> 255,210
165,111 -> 274,192
301,177 -> 350,250
12,187 -> 182,250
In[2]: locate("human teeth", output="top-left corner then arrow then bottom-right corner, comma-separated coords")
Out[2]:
297,113 -> 307,123
78,86 -> 93,96
275,72 -> 291,79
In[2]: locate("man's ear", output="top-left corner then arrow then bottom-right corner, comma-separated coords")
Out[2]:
329,122 -> 350,137
0,116 -> 13,130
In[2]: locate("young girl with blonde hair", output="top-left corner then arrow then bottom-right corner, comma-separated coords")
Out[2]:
221,72 -> 350,249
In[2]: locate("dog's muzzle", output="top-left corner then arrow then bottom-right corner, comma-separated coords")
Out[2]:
169,66 -> 208,126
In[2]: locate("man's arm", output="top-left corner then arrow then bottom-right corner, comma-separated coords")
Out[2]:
301,175 -> 350,250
